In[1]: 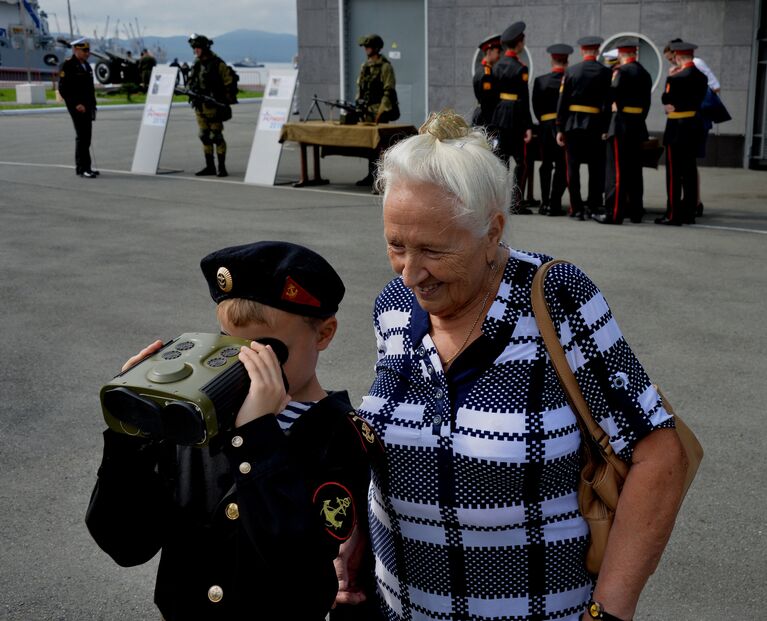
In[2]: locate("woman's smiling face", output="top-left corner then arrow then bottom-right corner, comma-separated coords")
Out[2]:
383,179 -> 502,321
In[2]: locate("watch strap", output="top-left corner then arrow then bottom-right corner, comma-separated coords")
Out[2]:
587,601 -> 629,621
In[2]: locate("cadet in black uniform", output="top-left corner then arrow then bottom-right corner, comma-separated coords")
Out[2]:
58,38 -> 99,178
86,241 -> 382,621
556,36 -> 611,219
471,34 -> 501,129
533,43 -> 572,216
594,38 -> 652,225
491,21 -> 533,214
656,41 -> 708,226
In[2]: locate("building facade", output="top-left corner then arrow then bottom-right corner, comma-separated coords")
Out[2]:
297,0 -> 766,168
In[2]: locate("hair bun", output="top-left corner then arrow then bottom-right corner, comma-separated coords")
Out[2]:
418,109 -> 469,141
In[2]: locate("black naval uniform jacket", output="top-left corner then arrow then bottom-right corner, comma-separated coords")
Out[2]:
58,55 -> 97,113
661,62 -> 708,148
532,68 -> 565,139
471,60 -> 498,128
556,58 -> 611,134
86,391 -> 380,621
490,52 -> 532,136
606,59 -> 652,141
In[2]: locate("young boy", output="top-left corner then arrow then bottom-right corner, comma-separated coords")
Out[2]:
86,241 -> 381,620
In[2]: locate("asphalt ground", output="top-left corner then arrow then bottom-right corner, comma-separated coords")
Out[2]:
1,102 -> 766,620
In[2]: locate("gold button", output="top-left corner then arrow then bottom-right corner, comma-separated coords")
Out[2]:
225,503 -> 240,520
231,435 -> 243,448
207,585 -> 223,603
239,462 -> 251,474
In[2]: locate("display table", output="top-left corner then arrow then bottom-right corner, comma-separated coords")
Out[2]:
279,121 -> 418,187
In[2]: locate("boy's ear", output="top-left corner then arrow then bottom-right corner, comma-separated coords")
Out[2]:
316,316 -> 338,351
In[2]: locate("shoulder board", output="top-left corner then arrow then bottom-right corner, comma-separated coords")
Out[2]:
346,412 -> 385,461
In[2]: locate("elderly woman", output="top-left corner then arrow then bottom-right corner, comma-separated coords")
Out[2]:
344,111 -> 687,621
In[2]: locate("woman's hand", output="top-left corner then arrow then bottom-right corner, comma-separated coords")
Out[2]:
121,339 -> 164,372
235,342 -> 290,427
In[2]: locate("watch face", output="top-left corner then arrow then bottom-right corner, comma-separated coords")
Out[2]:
589,602 -> 602,618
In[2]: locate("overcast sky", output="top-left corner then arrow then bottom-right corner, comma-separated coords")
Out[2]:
42,0 -> 297,38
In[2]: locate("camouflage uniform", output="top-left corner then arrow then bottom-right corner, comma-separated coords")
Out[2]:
356,56 -> 399,123
188,35 -> 235,176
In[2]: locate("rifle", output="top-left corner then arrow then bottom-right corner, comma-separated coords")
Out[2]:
175,86 -> 227,108
302,95 -> 364,124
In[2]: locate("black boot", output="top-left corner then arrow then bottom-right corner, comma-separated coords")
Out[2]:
216,153 -> 228,178
196,154 -> 217,176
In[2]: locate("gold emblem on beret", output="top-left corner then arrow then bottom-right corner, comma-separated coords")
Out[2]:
216,267 -> 233,293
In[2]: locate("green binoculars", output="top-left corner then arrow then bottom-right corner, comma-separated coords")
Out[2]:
100,333 -> 289,447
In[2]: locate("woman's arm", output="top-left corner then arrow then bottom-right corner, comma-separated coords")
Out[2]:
585,428 -> 688,620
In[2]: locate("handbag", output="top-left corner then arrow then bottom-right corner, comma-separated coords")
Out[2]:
531,259 -> 704,575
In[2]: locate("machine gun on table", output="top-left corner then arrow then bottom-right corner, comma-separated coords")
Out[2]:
302,95 -> 364,124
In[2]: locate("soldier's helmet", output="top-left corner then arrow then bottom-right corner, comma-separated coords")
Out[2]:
188,34 -> 213,49
358,34 -> 384,50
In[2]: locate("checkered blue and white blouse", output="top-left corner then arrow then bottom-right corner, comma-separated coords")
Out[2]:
358,247 -> 674,621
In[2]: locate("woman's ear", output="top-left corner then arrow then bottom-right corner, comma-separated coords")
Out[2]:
486,211 -> 505,260
316,316 -> 338,351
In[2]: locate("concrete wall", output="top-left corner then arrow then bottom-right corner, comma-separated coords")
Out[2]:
297,0 -> 757,157
296,0 -> 341,118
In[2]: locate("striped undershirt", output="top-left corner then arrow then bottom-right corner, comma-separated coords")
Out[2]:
275,400 -> 317,433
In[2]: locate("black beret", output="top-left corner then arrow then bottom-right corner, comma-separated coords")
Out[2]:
577,36 -> 603,47
478,34 -> 502,51
501,22 -> 526,45
358,34 -> 384,49
669,40 -> 698,52
614,36 -> 640,50
200,241 -> 345,318
546,43 -> 574,56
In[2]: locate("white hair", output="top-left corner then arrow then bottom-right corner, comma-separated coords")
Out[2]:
376,111 -> 510,238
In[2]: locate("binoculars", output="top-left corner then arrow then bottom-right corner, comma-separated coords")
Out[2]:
100,333 -> 288,447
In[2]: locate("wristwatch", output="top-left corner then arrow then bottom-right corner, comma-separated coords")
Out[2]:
587,600 -> 630,621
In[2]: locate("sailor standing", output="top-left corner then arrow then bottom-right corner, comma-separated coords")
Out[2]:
532,43 -> 572,216
491,21 -> 533,213
594,37 -> 652,225
655,41 -> 708,226
58,38 -> 99,178
556,36 -> 611,219
471,35 -> 502,130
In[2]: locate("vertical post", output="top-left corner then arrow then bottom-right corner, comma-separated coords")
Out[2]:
66,0 -> 74,39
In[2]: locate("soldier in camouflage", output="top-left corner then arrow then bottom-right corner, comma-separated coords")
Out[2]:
188,34 -> 235,177
355,34 -> 399,186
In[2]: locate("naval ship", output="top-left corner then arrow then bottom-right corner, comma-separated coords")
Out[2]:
0,0 -> 63,78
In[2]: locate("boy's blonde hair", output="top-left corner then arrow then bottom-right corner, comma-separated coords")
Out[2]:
217,298 -> 324,331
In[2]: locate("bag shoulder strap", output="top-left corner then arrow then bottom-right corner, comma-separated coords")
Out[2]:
531,259 -> 630,478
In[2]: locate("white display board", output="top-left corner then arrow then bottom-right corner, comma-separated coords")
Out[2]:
244,69 -> 299,185
131,66 -> 179,175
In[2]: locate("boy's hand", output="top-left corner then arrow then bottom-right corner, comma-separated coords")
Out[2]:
121,339 -> 164,372
332,525 -> 368,607
235,342 -> 290,427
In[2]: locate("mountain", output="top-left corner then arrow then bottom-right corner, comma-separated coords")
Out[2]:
69,29 -> 297,64
148,29 -> 297,64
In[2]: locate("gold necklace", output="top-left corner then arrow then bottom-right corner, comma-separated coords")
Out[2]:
442,259 -> 500,366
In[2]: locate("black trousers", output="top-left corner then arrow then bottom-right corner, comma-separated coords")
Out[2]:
497,129 -> 526,207
564,129 -> 605,214
664,143 -> 697,223
539,124 -> 567,210
68,108 -> 92,174
604,135 -> 644,222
